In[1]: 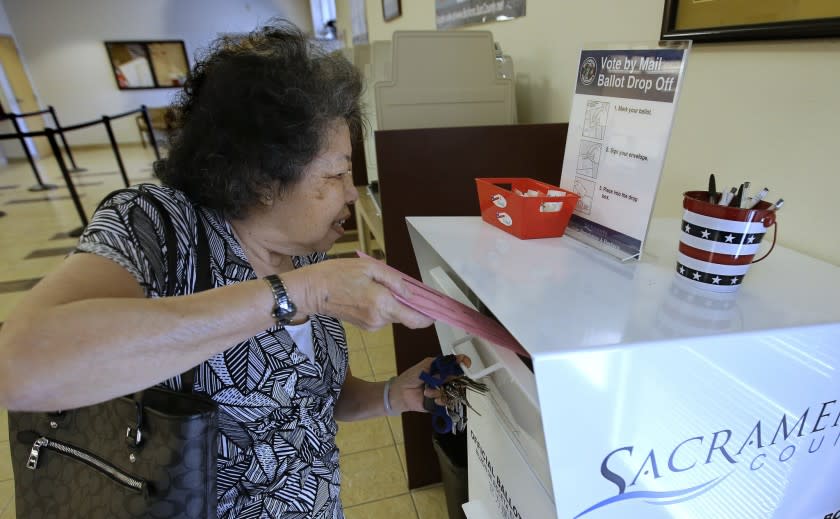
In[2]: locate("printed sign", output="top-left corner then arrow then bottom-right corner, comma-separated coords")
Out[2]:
560,42 -> 690,261
435,0 -> 526,29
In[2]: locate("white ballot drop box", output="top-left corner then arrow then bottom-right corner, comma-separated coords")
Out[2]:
408,216 -> 840,519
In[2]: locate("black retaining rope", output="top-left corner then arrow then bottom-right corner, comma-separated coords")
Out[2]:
0,107 -> 52,120
0,105 -> 86,171
0,105 -> 159,236
0,128 -> 56,140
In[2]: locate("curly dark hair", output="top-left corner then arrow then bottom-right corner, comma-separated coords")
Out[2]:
155,20 -> 363,217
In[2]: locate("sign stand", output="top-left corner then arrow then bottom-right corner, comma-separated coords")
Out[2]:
560,41 -> 691,261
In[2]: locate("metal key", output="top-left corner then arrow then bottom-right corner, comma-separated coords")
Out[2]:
437,375 -> 488,433
421,356 -> 490,434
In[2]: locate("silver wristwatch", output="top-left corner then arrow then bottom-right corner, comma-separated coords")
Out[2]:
264,274 -> 297,325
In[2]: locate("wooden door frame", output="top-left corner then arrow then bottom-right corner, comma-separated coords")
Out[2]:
0,34 -> 51,158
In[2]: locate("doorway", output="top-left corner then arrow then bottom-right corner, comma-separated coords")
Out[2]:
0,34 -> 51,158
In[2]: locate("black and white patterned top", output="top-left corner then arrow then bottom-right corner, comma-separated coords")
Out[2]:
76,184 -> 349,518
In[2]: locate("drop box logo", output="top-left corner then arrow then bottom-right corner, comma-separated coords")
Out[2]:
575,398 -> 840,517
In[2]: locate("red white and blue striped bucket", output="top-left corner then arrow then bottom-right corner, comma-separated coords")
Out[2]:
677,191 -> 777,292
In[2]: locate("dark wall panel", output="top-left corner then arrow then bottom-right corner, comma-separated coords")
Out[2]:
375,123 -> 569,488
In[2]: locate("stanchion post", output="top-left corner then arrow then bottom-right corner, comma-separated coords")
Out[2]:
48,105 -> 85,173
11,115 -> 56,192
45,128 -> 87,236
102,115 -> 131,188
140,105 -> 161,161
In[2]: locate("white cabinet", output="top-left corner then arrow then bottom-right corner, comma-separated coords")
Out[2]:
408,216 -> 840,519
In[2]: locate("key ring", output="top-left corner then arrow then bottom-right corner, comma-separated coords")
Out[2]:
420,355 -> 464,434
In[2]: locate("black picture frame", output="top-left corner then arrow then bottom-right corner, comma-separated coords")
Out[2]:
383,0 -> 401,22
660,0 -> 840,43
105,40 -> 189,90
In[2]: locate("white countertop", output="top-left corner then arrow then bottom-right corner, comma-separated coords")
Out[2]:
407,216 -> 840,359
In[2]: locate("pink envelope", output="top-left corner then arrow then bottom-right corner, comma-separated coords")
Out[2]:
357,251 -> 529,358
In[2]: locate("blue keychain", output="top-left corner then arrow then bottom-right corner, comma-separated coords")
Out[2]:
420,354 -> 464,389
421,355 -> 463,434
421,354 -> 489,434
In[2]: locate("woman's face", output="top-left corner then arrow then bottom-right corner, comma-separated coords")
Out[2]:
257,119 -> 358,255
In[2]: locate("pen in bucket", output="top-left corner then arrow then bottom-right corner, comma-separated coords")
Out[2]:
746,187 -> 769,209
730,184 -> 744,208
708,173 -> 716,203
716,186 -> 730,206
767,199 -> 784,212
740,182 -> 751,209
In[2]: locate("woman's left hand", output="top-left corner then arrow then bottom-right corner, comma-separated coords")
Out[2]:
388,354 -> 472,414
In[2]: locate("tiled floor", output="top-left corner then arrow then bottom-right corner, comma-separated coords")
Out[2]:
0,145 -> 447,518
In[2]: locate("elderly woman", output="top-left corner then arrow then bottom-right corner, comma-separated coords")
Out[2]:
0,22 -> 464,518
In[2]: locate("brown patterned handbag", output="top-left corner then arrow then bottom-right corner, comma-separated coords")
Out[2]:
7,186 -> 218,518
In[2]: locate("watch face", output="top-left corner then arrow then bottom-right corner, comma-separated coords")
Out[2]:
273,300 -> 297,321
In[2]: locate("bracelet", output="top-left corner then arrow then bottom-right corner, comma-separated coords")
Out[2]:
383,376 -> 398,416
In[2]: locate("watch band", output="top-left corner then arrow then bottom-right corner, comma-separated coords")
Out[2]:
264,274 -> 297,325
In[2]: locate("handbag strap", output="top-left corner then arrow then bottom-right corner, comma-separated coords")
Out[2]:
96,184 -> 212,392
180,211 -> 211,390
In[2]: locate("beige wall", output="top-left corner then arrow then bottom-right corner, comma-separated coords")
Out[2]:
336,0 -> 840,265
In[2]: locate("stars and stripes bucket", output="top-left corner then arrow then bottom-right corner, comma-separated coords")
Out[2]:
677,191 -> 777,292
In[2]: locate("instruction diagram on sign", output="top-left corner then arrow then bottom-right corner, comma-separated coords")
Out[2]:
572,100 -> 609,213
573,177 -> 595,215
582,100 -> 609,139
577,140 -> 602,179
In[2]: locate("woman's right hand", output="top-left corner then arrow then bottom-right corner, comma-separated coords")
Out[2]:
283,257 -> 434,331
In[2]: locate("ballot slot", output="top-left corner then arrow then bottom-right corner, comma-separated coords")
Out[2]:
427,266 -> 537,402
426,266 -> 552,498
427,266 -> 533,368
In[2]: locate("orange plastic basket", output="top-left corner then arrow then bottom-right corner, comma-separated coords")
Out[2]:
475,178 -> 579,239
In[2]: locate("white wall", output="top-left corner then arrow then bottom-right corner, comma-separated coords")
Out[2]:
0,0 -> 13,34
336,0 -> 840,265
1,0 -> 312,146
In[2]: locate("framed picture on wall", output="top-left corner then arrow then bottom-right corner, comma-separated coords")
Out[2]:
383,0 -> 401,22
105,40 -> 189,90
661,0 -> 840,42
